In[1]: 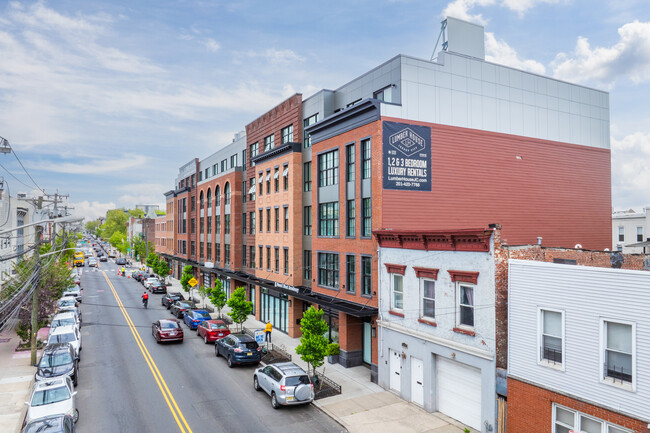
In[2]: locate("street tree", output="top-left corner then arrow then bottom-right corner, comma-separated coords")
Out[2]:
155,258 -> 170,283
108,231 -> 126,253
197,285 -> 209,308
128,209 -> 144,219
227,287 -> 252,332
180,265 -> 194,299
295,306 -> 338,376
208,279 -> 227,320
146,252 -> 158,270
85,220 -> 100,233
101,209 -> 128,239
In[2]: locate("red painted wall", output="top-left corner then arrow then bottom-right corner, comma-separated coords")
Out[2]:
381,118 -> 612,250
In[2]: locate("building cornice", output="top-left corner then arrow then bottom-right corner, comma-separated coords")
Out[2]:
373,228 -> 492,252
250,142 -> 301,164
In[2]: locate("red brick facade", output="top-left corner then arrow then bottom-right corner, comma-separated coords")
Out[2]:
508,378 -> 649,433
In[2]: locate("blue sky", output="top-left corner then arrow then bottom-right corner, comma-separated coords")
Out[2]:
0,0 -> 648,220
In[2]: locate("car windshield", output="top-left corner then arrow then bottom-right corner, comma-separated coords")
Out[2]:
285,375 -> 311,386
52,318 -> 75,328
58,299 -> 75,307
210,323 -> 227,330
241,341 -> 258,350
178,302 -> 191,308
49,333 -> 76,344
31,386 -> 71,406
40,352 -> 73,368
196,312 -> 210,319
161,322 -> 179,329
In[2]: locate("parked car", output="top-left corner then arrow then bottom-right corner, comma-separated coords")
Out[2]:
152,319 -> 183,343
21,414 -> 76,433
47,325 -> 82,358
61,287 -> 82,303
57,297 -> 78,311
35,343 -> 79,386
182,310 -> 211,330
115,258 -> 127,265
150,281 -> 166,294
24,376 -> 78,425
197,319 -> 230,344
215,333 -> 262,367
131,270 -> 144,281
162,292 -> 184,309
144,277 -> 160,290
138,273 -> 152,284
57,306 -> 82,324
99,255 -> 108,262
169,300 -> 197,319
253,362 -> 314,409
50,312 -> 80,333
87,257 -> 98,267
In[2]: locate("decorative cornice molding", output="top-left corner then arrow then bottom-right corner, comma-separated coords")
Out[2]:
373,229 -> 492,252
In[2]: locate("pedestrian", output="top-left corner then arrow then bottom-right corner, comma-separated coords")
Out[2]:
265,321 -> 272,343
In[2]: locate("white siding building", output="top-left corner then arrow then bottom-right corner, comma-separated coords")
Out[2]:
375,229 -> 497,432
508,259 -> 650,430
612,207 -> 650,253
0,193 -> 38,285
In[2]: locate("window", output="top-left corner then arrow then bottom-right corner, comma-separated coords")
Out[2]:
242,213 -> 246,234
230,154 -> 237,168
618,226 -> 624,242
205,168 -> 209,179
318,253 -> 339,289
274,208 -> 279,232
318,149 -> 339,187
215,243 -> 221,262
346,200 -> 355,237
191,218 -> 195,234
303,162 -> 312,191
191,197 -> 195,211
602,320 -> 634,384
303,114 -> 318,148
361,256 -> 372,296
266,208 -> 271,232
264,134 -> 274,152
258,246 -> 263,269
224,183 -> 231,205
199,242 -> 203,260
224,244 -> 230,266
540,309 -> 563,365
242,181 -> 247,203
212,164 -> 217,175
199,216 -> 204,234
215,186 -> 220,207
346,255 -> 356,293
191,241 -> 196,256
242,149 -> 246,170
251,142 -> 259,158
199,192 -> 204,209
458,284 -> 474,328
266,247 -> 271,270
224,214 -> 230,235
283,165 -> 289,190
553,404 -> 631,433
250,246 -> 255,268
281,124 -> 293,143
206,242 -> 211,260
373,85 -> 393,103
303,250 -> 312,280
274,168 -> 279,192
637,226 -> 643,242
303,206 -> 312,236
421,279 -> 435,319
284,207 -> 289,232
249,178 -> 255,201
346,143 -> 355,182
391,274 -> 403,310
242,245 -> 247,267
215,215 -> 221,234
283,248 -> 289,274
207,216 -> 212,234
250,212 -> 255,235
221,159 -> 226,172
274,247 -> 279,272
361,138 -> 371,179
266,170 -> 271,194
318,202 -> 339,236
207,189 -> 212,207
362,198 -> 371,237
259,209 -> 263,232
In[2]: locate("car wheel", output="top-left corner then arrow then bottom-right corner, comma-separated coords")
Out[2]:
227,356 -> 234,368
73,408 -> 79,423
73,372 -> 78,387
215,345 -> 220,357
253,376 -> 260,391
204,335 -> 208,344
271,393 -> 280,409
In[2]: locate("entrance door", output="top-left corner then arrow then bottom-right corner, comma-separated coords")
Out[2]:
363,322 -> 371,364
389,349 -> 401,393
411,357 -> 424,406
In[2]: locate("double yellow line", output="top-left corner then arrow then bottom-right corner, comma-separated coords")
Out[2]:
101,271 -> 193,433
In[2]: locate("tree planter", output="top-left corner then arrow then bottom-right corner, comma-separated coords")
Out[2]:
327,354 -> 339,364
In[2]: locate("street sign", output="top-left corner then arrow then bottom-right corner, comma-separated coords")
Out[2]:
188,277 -> 198,287
254,329 -> 265,345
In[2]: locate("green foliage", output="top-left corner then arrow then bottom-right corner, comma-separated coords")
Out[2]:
85,220 -> 100,233
197,285 -> 209,307
295,306 -> 330,375
146,252 -> 158,269
131,237 -> 152,262
155,210 -> 166,216
327,342 -> 340,356
180,265 -> 194,293
101,209 -> 128,240
109,232 -> 127,254
128,209 -> 145,219
155,259 -> 170,281
227,287 -> 252,331
208,280 -> 227,319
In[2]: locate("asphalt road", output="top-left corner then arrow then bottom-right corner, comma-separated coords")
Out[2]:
75,259 -> 344,433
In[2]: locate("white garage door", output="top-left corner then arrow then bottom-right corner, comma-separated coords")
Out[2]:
436,356 -> 482,430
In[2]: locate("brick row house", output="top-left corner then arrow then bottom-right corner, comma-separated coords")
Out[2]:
153,17 -> 635,432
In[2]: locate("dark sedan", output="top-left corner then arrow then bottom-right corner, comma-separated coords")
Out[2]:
215,333 -> 262,367
169,300 -> 197,319
150,281 -> 167,294
162,292 -> 184,309
183,310 -> 211,330
152,319 -> 183,343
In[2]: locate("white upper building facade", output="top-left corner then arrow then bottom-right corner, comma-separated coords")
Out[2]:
612,207 -> 649,253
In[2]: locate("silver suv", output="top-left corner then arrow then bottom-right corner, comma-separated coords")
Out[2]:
253,362 -> 314,408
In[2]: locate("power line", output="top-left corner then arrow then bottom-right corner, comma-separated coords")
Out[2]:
10,147 -> 46,195
0,161 -> 36,191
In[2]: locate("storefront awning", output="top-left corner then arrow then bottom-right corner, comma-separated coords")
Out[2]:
282,167 -> 288,177
265,172 -> 271,181
273,170 -> 280,180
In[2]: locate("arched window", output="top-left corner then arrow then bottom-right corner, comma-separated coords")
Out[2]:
224,182 -> 231,205
199,191 -> 204,208
206,188 -> 212,208
215,185 -> 221,206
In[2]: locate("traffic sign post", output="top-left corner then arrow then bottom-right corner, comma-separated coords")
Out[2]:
188,277 -> 198,287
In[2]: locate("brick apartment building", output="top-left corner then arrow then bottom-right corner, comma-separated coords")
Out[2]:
156,16 -> 613,392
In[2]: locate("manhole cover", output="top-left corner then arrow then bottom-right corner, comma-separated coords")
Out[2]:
0,338 -> 11,343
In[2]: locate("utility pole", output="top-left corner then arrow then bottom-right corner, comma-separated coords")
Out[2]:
30,196 -> 43,366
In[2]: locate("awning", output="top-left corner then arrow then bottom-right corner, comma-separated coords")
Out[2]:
273,170 -> 280,180
247,184 -> 256,194
258,176 -> 263,184
282,167 -> 288,177
265,172 -> 271,181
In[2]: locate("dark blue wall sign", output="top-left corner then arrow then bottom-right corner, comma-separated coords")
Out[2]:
382,121 -> 431,191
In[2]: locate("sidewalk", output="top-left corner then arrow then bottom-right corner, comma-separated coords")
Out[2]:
0,330 -> 39,433
160,271 -> 475,433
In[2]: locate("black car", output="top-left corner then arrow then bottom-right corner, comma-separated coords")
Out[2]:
35,343 -> 79,386
115,258 -> 127,265
138,273 -> 152,284
150,281 -> 166,294
21,414 -> 75,433
99,256 -> 108,262
169,300 -> 197,319
215,333 -> 262,367
162,292 -> 184,309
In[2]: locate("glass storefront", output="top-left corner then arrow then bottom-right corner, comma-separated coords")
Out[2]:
249,285 -> 256,314
323,310 -> 339,344
260,288 -> 289,333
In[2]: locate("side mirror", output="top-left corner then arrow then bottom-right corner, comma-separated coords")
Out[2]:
24,401 -> 30,406
72,391 -> 77,396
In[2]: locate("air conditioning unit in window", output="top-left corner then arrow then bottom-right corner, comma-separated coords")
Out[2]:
204,261 -> 214,268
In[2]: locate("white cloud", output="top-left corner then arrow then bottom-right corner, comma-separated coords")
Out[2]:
70,200 -> 117,221
551,20 -> 650,87
611,132 -> 650,209
265,48 -> 303,64
485,32 -> 546,74
442,0 -> 558,24
202,38 -> 220,52
31,154 -> 149,175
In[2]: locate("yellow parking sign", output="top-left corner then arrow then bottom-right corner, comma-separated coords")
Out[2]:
188,277 -> 198,287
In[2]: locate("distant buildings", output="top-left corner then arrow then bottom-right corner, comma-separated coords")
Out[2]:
612,207 -> 650,253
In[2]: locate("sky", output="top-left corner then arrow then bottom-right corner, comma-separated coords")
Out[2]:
0,0 -> 649,221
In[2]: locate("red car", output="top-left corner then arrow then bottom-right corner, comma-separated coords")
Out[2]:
197,319 -> 230,344
152,319 -> 184,343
